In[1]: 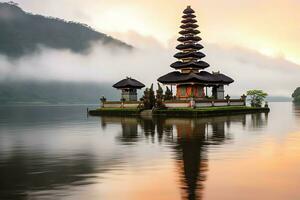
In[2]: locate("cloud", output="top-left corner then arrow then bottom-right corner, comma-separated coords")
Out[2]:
204,43 -> 300,96
10,0 -> 300,64
0,34 -> 299,97
0,41 -> 172,85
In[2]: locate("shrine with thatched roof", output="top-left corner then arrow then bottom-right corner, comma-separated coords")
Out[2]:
113,77 -> 145,101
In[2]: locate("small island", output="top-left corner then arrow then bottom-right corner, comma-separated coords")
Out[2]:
89,6 -> 270,117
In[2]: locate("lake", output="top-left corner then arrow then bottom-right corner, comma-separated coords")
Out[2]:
0,102 -> 300,200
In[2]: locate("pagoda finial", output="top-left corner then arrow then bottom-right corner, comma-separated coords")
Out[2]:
183,5 -> 195,14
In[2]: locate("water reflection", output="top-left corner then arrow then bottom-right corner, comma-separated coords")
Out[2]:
0,151 -> 99,199
0,105 -> 269,200
293,102 -> 300,119
100,113 -> 268,200
249,112 -> 269,129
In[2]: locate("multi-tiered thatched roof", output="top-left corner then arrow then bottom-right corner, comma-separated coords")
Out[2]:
158,6 -> 234,86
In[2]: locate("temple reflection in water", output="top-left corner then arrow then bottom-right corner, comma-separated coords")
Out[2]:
0,111 -> 269,200
100,113 -> 268,200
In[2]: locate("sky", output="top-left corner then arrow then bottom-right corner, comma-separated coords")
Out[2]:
11,0 -> 300,64
1,0 -> 300,96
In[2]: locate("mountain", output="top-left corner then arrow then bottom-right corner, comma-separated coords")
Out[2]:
0,2 -> 132,57
266,96 -> 292,102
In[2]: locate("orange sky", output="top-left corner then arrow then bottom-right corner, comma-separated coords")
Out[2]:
14,0 -> 300,64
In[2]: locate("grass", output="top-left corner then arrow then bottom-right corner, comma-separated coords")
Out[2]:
153,106 -> 270,117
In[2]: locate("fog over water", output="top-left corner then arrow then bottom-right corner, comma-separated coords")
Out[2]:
0,36 -> 299,97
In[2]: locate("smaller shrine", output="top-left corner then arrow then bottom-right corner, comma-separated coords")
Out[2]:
113,77 -> 145,101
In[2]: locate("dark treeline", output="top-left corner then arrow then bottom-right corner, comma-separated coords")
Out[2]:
0,81 -> 119,104
0,2 -> 132,57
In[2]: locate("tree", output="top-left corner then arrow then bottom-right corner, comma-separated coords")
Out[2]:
142,84 -> 156,109
149,84 -> 156,109
164,86 -> 173,100
247,90 -> 268,107
156,83 -> 164,108
142,88 -> 151,109
292,87 -> 300,102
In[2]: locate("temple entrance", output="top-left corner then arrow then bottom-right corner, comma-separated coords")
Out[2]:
176,84 -> 205,100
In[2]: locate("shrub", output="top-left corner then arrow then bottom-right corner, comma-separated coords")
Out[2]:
247,90 -> 268,107
292,87 -> 300,102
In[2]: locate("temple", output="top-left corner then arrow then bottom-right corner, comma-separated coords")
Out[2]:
158,6 -> 234,100
113,77 -> 145,101
95,6 -> 250,111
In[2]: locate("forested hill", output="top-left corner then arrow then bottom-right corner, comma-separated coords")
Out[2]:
0,2 -> 132,57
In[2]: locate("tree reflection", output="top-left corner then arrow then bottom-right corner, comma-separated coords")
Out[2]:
101,116 -> 141,145
293,102 -> 300,120
248,113 -> 269,129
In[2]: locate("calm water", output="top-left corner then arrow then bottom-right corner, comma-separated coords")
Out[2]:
0,103 -> 300,200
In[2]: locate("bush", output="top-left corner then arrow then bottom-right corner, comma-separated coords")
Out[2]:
294,95 -> 300,103
292,87 -> 300,102
247,90 -> 268,107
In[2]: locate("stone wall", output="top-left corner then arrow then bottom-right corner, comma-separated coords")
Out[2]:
102,99 -> 245,109
102,101 -> 141,109
164,100 -> 190,108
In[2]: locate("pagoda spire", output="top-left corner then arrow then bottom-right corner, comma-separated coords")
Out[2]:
171,6 -> 209,72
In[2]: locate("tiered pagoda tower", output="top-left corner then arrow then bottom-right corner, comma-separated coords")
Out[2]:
172,6 -> 209,73
158,6 -> 234,100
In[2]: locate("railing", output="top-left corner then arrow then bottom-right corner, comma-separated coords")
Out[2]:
165,99 -> 245,108
101,99 -> 246,109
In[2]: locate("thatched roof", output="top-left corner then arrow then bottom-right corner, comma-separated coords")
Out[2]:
158,71 -> 234,85
183,6 -> 195,14
113,77 -> 145,89
171,61 -> 210,70
177,36 -> 201,42
176,43 -> 203,50
181,18 -> 197,24
180,23 -> 199,29
179,29 -> 200,35
174,52 -> 206,59
182,14 -> 196,19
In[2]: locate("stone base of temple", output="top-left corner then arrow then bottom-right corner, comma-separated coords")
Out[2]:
88,106 -> 270,117
100,99 -> 245,109
152,106 -> 270,117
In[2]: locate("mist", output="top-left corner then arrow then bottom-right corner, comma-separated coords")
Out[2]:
0,36 -> 299,97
